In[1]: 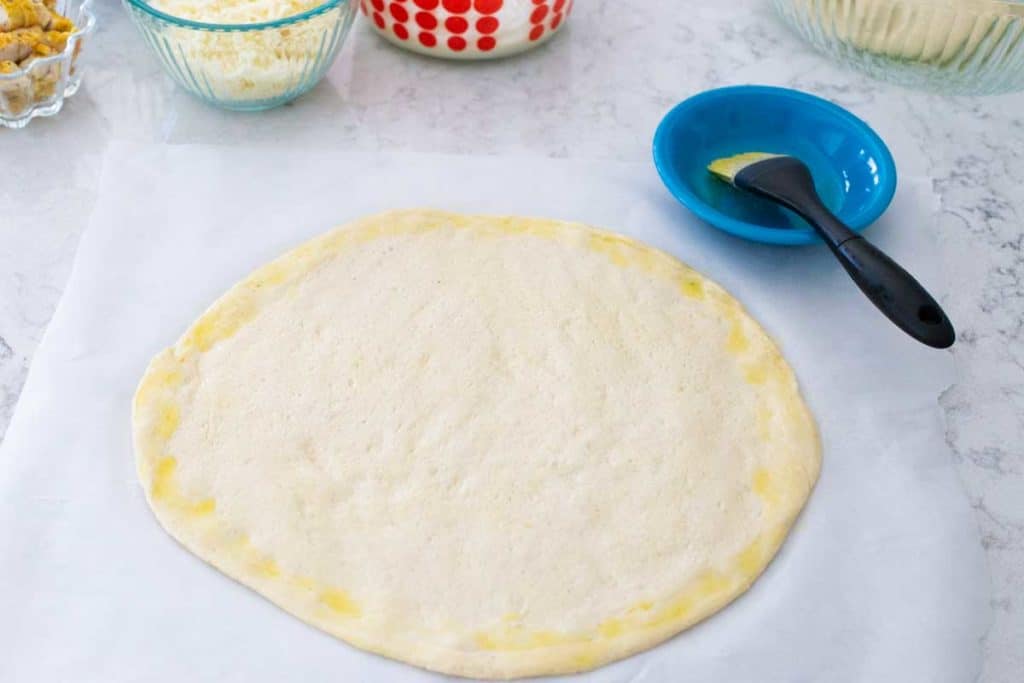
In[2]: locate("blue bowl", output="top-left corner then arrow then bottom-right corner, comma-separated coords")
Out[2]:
652,85 -> 897,246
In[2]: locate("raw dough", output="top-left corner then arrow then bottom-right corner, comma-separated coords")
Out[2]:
133,209 -> 820,679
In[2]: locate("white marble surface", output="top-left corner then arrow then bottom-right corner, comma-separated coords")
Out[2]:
0,0 -> 1021,680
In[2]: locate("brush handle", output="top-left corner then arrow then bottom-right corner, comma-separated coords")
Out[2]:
736,158 -> 955,348
788,197 -> 955,349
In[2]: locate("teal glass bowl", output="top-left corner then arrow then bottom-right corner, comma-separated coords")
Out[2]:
122,0 -> 357,111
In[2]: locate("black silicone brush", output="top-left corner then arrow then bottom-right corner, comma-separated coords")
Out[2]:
708,153 -> 955,349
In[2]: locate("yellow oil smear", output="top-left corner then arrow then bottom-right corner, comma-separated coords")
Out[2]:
484,217 -> 560,241
356,224 -> 384,242
628,600 -> 653,613
486,216 -> 528,237
523,221 -> 558,240
752,467 -> 779,505
150,456 -> 216,517
596,600 -> 654,637
474,633 -> 498,650
134,366 -> 182,407
655,594 -> 694,624
586,232 -> 689,285
294,239 -> 327,263
475,571 -> 741,654
473,216 -> 578,243
478,570 -> 739,654
422,213 -> 468,232
588,233 -> 631,267
726,318 -> 749,353
146,366 -> 182,391
320,227 -> 358,255
226,534 -> 283,578
191,499 -> 216,515
180,298 -> 257,353
501,612 -> 523,623
154,403 -> 180,441
228,532 -> 251,551
151,456 -> 176,501
744,353 -> 787,386
477,215 -> 711,308
525,631 -> 565,647
597,618 -> 625,638
647,570 -> 733,629
475,626 -> 586,652
572,650 -> 599,669
292,575 -> 317,592
251,557 -> 281,578
475,569 -> 741,655
737,536 -> 767,575
695,571 -> 732,595
361,213 -> 459,240
321,589 -> 361,617
248,260 -> 292,288
319,213 -> 459,257
736,523 -> 789,578
678,275 -> 705,299
744,364 -> 769,385
765,522 -> 787,551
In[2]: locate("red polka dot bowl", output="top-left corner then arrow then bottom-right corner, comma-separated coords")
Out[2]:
360,0 -> 573,59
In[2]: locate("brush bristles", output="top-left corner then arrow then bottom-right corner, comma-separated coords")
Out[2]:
707,152 -> 784,184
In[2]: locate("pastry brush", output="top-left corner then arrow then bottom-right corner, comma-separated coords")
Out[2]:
708,153 -> 955,349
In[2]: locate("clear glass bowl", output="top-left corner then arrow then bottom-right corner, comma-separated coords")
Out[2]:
0,0 -> 96,129
773,0 -> 1024,94
122,0 -> 357,111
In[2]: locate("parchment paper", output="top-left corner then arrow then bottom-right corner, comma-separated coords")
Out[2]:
0,142 -> 990,682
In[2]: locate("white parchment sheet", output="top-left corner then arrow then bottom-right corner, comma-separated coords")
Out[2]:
0,143 -> 990,682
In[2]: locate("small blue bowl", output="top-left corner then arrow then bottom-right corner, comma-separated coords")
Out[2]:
653,85 -> 897,246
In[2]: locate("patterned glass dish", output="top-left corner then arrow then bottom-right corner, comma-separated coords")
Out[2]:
0,0 -> 96,129
773,0 -> 1024,94
361,0 -> 574,60
122,0 -> 357,111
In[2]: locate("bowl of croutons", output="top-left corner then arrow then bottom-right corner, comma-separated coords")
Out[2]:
0,0 -> 96,128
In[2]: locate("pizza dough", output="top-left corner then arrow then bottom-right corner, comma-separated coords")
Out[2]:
133,210 -> 820,679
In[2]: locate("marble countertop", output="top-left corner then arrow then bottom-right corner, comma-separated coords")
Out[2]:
1,1 -> 1021,680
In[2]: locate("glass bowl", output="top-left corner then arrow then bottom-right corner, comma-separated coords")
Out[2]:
122,0 -> 357,111
773,0 -> 1024,95
360,0 -> 574,60
0,0 -> 96,129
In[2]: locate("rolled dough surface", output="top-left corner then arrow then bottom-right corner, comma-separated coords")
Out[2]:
132,209 -> 820,679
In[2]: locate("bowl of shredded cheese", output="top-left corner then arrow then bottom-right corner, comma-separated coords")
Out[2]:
123,0 -> 357,110
1,0 -> 96,128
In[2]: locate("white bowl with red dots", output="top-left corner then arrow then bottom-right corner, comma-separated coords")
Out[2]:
360,0 -> 573,59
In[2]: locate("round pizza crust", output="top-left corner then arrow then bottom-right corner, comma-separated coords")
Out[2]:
133,209 -> 820,679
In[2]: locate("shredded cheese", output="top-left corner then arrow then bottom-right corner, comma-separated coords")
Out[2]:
148,0 -> 341,104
